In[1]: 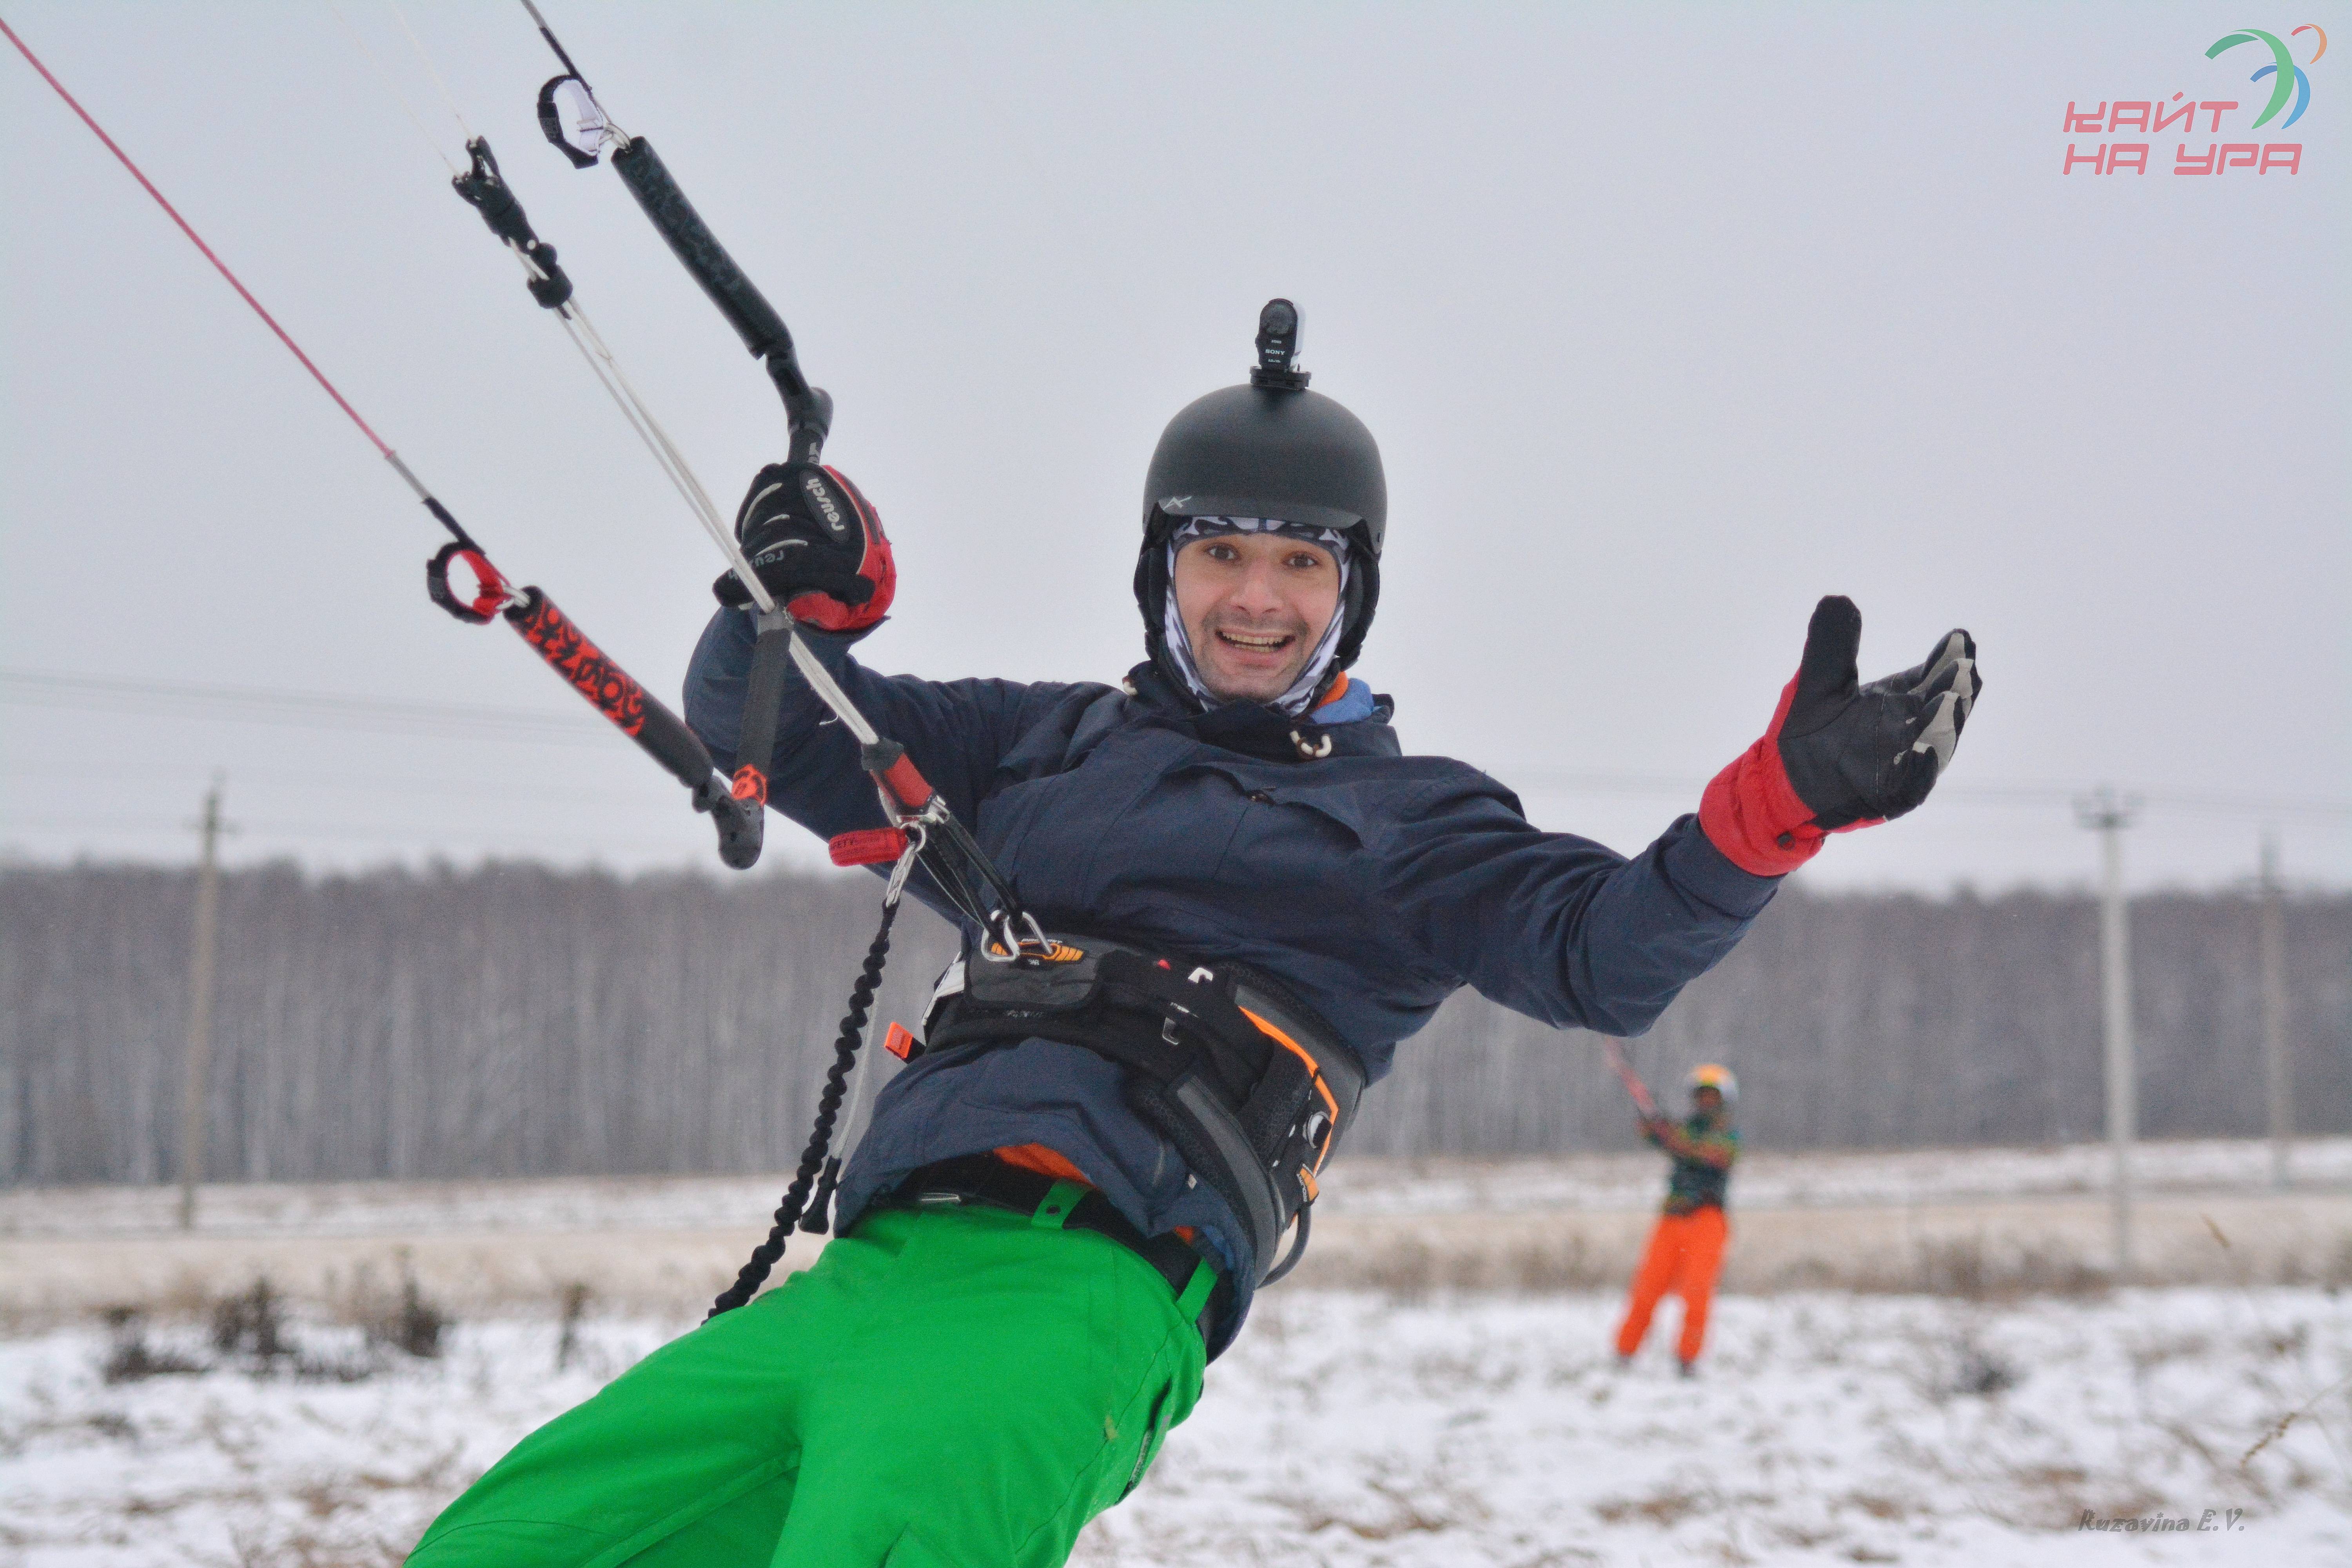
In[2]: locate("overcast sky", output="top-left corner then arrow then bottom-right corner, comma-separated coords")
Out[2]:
3,1 -> 2345,896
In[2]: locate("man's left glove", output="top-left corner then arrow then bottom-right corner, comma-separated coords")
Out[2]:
713,462 -> 895,633
1700,595 -> 1980,877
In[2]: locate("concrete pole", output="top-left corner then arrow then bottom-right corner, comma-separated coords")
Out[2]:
2259,835 -> 2292,1190
178,780 -> 225,1230
2074,787 -> 2138,1283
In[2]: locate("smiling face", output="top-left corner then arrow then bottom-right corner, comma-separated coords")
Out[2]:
1170,530 -> 1343,704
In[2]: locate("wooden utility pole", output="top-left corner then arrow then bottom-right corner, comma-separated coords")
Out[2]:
2259,835 -> 2292,1190
178,779 -> 227,1230
2074,786 -> 2138,1283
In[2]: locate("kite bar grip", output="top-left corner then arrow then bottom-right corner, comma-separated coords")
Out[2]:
612,140 -> 801,381
612,137 -> 833,461
609,137 -> 828,459
502,588 -> 763,866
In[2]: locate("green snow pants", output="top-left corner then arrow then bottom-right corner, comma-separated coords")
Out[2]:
407,1190 -> 1215,1568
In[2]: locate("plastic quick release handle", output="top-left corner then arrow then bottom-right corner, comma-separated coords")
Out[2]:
879,754 -> 933,811
610,139 -> 809,397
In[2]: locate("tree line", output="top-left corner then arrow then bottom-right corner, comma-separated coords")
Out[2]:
3,862 -> 2345,1186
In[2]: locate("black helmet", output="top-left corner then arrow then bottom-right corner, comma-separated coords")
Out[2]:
1134,301 -> 1387,700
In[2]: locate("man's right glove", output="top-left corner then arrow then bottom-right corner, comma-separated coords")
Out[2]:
1699,595 -> 1980,877
713,461 -> 895,633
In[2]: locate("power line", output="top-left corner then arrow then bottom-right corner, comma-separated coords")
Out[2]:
0,668 -> 615,745
8,669 -> 2349,822
0,808 -> 706,848
3,755 -> 682,809
1499,768 -> 2350,820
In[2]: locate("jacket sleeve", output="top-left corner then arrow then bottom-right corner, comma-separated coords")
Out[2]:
1379,774 -> 1780,1037
681,608 -> 1071,846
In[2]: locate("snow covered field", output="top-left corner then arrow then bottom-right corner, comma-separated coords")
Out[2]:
5,1142 -> 2348,1564
12,1138 -> 2347,1242
3,1285 -> 2345,1568
9,1138 -> 2350,1328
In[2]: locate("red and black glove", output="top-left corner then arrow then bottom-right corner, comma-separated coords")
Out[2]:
1700,596 -> 1980,877
713,462 -> 895,633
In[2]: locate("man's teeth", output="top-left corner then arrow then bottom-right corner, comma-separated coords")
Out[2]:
1219,631 -> 1290,650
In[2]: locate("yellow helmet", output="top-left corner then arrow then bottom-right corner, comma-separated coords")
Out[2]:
1688,1063 -> 1738,1102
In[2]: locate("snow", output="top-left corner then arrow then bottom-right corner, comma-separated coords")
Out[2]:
5,1140 -> 2347,1562
11,1139 -> 2347,1332
0,1310 -> 673,1568
1089,1289 -> 2352,1567
11,1137 -> 2347,1241
4,1287 -> 2345,1567
1316,1137 -> 2352,1220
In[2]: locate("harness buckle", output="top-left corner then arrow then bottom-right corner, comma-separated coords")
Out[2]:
979,909 -> 1054,964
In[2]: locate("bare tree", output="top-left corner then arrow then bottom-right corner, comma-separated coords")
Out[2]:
3,866 -> 2346,1185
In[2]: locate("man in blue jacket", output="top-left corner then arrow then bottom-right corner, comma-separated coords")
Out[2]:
408,309 -> 1978,1567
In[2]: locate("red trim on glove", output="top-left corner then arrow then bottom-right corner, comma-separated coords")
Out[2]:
1699,673 -> 1827,877
787,467 -> 897,633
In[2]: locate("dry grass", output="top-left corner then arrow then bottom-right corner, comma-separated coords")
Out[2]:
90,1265 -> 454,1391
1309,1223 -> 2352,1306
1592,1485 -> 1710,1528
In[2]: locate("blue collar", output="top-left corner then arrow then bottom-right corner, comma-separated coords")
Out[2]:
1311,677 -> 1378,726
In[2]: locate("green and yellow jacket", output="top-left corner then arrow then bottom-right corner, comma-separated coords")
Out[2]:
1642,1109 -> 1738,1214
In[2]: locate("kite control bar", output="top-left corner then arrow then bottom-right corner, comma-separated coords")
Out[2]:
511,3 -> 1045,951
520,0 -> 837,861
1602,1038 -> 1660,1119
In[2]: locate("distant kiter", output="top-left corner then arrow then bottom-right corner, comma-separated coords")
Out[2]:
1615,1065 -> 1740,1376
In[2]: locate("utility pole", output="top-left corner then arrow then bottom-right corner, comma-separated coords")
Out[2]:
178,779 -> 228,1230
2259,834 -> 2292,1190
2074,786 -> 2138,1283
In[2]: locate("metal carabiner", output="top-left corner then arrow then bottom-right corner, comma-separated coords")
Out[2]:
883,822 -> 927,908
975,908 -> 1051,964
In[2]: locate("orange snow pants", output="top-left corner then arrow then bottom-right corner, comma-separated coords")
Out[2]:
1614,1206 -> 1728,1365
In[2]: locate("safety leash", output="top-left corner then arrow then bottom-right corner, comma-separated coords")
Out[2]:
705,831 -> 924,1318
0,12 -> 763,867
